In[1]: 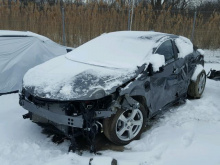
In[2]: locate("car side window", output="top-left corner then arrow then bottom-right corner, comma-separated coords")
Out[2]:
156,40 -> 175,62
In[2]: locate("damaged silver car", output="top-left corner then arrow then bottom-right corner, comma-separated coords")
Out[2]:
19,31 -> 206,152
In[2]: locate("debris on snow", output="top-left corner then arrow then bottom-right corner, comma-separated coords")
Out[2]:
89,157 -> 117,165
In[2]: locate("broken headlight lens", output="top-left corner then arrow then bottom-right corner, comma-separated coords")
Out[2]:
90,88 -> 106,99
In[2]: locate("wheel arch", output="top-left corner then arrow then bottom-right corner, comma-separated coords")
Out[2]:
131,95 -> 149,118
115,94 -> 150,118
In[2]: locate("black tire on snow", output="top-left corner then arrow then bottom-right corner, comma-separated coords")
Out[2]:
188,70 -> 206,99
103,104 -> 147,145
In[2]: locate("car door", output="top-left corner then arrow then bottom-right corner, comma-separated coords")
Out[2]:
148,39 -> 180,115
172,40 -> 191,97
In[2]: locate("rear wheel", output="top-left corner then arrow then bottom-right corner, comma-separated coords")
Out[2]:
188,70 -> 206,98
103,104 -> 147,145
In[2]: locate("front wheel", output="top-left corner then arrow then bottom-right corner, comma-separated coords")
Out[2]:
103,104 -> 147,145
188,70 -> 206,98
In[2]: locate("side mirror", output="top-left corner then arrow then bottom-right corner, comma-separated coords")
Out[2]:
146,63 -> 153,76
147,54 -> 165,75
146,63 -> 164,76
159,65 -> 164,72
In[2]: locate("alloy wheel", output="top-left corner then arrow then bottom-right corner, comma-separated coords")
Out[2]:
198,72 -> 206,94
116,109 -> 143,141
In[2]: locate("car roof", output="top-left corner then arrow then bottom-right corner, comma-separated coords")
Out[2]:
106,31 -> 177,42
0,30 -> 50,42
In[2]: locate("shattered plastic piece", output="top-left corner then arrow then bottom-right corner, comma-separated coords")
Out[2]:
207,69 -> 220,81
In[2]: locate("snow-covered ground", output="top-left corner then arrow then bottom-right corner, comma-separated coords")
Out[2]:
0,50 -> 220,165
204,49 -> 220,64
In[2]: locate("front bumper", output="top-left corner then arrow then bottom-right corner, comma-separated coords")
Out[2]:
20,98 -> 84,128
19,90 -> 115,129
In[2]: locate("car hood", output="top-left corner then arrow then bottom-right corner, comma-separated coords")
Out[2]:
23,55 -> 138,100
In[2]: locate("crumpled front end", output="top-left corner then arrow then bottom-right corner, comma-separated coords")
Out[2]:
19,87 -> 116,135
22,55 -> 137,101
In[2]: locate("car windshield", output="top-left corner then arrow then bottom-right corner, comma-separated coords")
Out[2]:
66,31 -> 161,69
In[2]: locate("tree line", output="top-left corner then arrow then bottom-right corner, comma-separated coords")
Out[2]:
0,0 -> 219,49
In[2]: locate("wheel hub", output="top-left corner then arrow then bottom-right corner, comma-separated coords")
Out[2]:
127,121 -> 132,127
116,108 -> 143,141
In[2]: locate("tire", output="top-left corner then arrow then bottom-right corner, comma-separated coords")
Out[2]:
103,104 -> 147,145
188,70 -> 206,98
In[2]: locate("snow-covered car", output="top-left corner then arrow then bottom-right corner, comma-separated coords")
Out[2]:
0,30 -> 73,95
19,31 -> 206,152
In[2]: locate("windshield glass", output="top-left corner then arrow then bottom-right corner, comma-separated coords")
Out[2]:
66,31 -> 161,69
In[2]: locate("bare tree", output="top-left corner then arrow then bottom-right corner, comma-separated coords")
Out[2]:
196,0 -> 220,12
148,0 -> 190,10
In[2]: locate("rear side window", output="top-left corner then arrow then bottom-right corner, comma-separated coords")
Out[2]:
156,40 -> 175,62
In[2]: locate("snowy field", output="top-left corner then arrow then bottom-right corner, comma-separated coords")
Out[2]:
0,50 -> 220,165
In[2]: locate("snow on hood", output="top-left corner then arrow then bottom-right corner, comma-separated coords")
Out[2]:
66,31 -> 168,68
23,55 -> 137,100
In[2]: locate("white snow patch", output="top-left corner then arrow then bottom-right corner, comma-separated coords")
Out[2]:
191,64 -> 204,81
147,54 -> 165,72
204,49 -> 220,63
60,85 -> 72,96
197,49 -> 205,55
175,36 -> 193,58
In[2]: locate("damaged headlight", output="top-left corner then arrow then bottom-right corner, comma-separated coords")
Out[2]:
89,88 -> 106,100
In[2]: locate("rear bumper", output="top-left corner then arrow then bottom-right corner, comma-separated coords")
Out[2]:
20,98 -> 84,128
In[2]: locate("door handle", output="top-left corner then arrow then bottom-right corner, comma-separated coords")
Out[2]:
144,81 -> 150,92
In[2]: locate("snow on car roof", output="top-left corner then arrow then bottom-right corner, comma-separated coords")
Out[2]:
66,31 -> 173,69
0,30 -> 50,42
